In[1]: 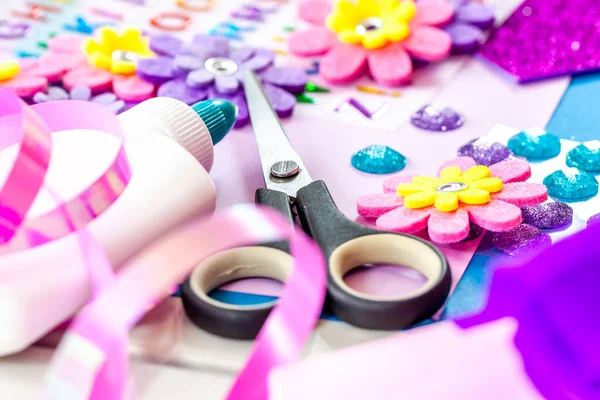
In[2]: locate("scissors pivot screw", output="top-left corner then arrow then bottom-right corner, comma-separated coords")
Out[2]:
270,160 -> 300,179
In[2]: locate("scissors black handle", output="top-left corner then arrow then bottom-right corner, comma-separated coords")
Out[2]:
182,181 -> 451,338
295,181 -> 451,330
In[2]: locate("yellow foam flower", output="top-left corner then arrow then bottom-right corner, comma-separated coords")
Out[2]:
82,26 -> 154,75
0,61 -> 19,82
397,166 -> 504,212
326,0 -> 416,50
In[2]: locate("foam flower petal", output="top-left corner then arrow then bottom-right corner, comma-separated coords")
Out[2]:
362,29 -> 388,50
467,200 -> 522,232
428,208 -> 470,243
458,188 -> 490,205
319,43 -> 368,84
383,174 -> 414,193
215,75 -> 240,94
404,189 -> 437,208
439,166 -> 462,180
339,30 -> 364,44
243,48 -> 275,72
367,43 -> 412,86
412,0 -> 455,27
357,0 -> 379,16
62,66 -> 112,92
357,193 -> 403,218
489,158 -> 532,183
445,22 -> 483,53
376,206 -> 430,233
434,192 -> 458,212
491,182 -> 548,207
299,0 -> 332,25
289,27 -> 336,57
472,177 -> 503,193
462,165 -> 492,182
404,26 -> 452,62
437,156 -> 476,175
383,20 -> 411,42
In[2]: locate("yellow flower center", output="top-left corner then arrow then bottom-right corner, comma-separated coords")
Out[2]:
325,0 -> 417,50
0,61 -> 20,82
82,26 -> 154,75
397,166 -> 504,212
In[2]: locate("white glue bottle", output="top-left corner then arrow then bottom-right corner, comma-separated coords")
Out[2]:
0,97 -> 237,355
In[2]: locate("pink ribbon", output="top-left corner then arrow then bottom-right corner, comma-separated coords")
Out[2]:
44,206 -> 327,400
0,90 -> 130,252
0,90 -> 327,399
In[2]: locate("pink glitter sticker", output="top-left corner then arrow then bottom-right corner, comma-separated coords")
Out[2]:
479,0 -> 600,82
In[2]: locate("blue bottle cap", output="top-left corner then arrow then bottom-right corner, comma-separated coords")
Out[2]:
191,99 -> 238,145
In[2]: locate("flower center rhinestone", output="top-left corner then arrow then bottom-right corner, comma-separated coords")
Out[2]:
355,17 -> 383,35
436,181 -> 467,193
204,57 -> 238,76
111,50 -> 139,64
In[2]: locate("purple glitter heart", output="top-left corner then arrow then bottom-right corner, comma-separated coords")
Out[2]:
261,67 -> 308,94
457,137 -> 512,166
137,57 -> 177,84
410,104 -> 465,132
149,34 -> 184,58
587,213 -> 600,228
521,202 -> 573,230
492,224 -> 552,256
157,79 -> 208,105
263,83 -> 296,118
479,0 -> 600,82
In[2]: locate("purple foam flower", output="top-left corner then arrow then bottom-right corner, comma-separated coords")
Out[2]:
445,0 -> 495,53
138,33 -> 308,128
33,85 -> 125,114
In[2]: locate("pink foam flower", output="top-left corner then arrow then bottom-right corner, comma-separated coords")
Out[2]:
0,35 -> 87,98
49,32 -> 154,103
289,0 -> 454,86
356,156 -> 549,244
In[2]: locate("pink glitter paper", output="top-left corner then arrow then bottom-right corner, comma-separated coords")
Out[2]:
479,0 -> 600,82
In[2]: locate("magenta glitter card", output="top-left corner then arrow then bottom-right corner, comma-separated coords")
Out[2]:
478,0 -> 600,83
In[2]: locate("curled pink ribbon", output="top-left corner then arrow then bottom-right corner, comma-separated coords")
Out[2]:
44,205 -> 327,400
0,90 -> 130,252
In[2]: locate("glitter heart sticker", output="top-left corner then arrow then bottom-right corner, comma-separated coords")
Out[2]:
351,145 -> 406,174
410,104 -> 464,132
566,141 -> 600,173
492,224 -> 552,256
543,169 -> 599,201
457,137 -> 512,166
521,202 -> 573,230
507,131 -> 561,161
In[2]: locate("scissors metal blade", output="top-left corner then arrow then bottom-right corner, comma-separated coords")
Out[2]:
243,70 -> 313,198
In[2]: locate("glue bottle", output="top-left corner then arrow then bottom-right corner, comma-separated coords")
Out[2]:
0,97 -> 237,355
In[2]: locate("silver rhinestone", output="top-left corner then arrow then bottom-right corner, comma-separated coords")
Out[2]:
204,57 -> 239,76
355,17 -> 383,35
112,50 -> 139,64
270,161 -> 299,179
436,181 -> 467,193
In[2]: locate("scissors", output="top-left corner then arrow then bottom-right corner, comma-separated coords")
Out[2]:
181,70 -> 451,340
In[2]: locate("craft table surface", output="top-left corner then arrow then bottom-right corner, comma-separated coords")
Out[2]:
0,0 -> 594,398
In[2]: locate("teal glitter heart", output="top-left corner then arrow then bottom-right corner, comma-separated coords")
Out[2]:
351,145 -> 406,174
507,131 -> 561,160
566,142 -> 600,173
543,170 -> 599,201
